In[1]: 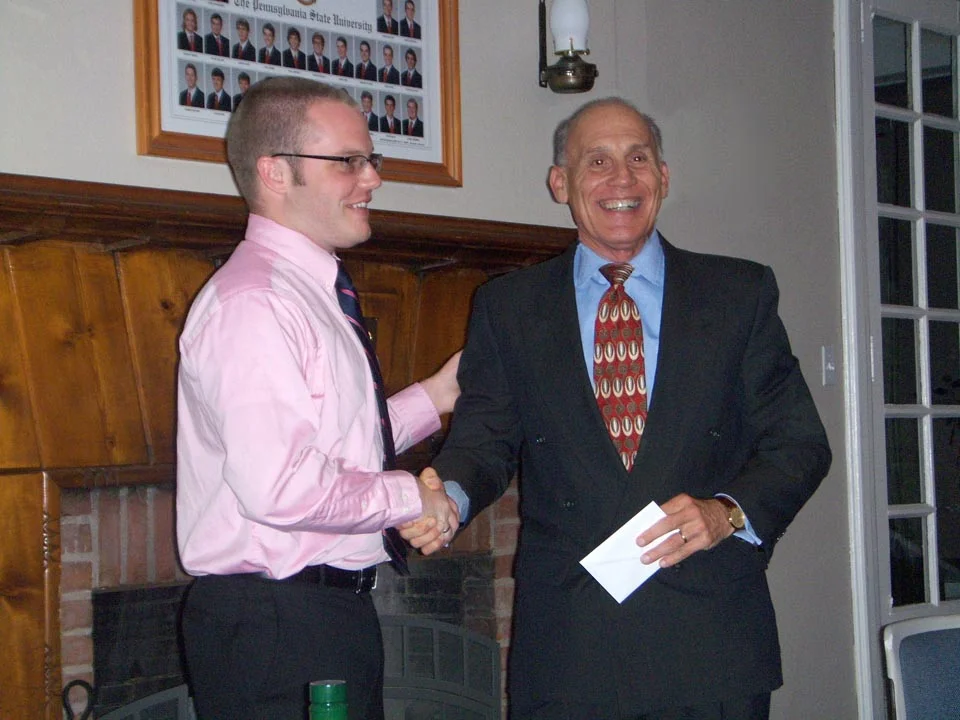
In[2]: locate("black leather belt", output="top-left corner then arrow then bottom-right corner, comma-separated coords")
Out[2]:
259,564 -> 378,593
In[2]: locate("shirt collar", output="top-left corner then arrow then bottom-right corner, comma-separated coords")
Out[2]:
244,214 -> 339,288
574,230 -> 665,291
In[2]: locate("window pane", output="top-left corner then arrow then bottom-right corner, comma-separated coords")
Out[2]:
887,418 -> 922,504
930,321 -> 960,406
875,16 -> 911,108
927,224 -> 959,310
883,317 -> 918,404
923,126 -> 957,213
879,218 -> 914,305
890,517 -> 928,607
921,29 -> 956,118
876,118 -> 911,207
933,417 -> 960,601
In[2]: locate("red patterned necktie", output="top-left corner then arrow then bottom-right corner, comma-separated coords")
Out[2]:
594,263 -> 647,471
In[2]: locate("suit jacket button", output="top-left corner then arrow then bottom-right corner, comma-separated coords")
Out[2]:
562,500 -> 576,509
535,434 -> 546,445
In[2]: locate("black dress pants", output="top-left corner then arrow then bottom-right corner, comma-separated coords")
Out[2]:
516,693 -> 771,720
181,573 -> 384,720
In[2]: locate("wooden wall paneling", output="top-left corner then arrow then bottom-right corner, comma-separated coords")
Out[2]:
0,249 -> 41,469
412,268 -> 487,382
6,243 -> 147,468
116,249 -> 217,465
0,472 -> 60,720
345,261 -> 420,395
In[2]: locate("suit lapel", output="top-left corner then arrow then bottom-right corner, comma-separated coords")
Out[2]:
524,245 -> 629,486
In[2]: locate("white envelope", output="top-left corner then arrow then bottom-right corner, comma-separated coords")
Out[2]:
580,501 -> 678,603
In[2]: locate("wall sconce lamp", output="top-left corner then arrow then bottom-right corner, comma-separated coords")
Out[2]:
539,0 -> 598,93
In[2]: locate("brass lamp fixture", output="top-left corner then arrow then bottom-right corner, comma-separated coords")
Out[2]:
539,0 -> 598,93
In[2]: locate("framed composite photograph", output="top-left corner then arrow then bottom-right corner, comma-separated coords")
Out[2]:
134,0 -> 462,186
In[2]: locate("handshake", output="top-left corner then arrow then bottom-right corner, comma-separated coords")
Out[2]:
398,467 -> 459,556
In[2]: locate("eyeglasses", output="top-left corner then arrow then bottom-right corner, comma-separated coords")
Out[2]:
271,152 -> 383,173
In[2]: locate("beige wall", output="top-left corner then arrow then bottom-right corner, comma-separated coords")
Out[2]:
0,1 -> 855,716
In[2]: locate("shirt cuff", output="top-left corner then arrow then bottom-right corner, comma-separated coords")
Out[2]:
715,493 -> 762,545
444,480 -> 471,523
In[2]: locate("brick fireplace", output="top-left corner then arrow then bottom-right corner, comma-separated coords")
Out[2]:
0,173 -> 567,719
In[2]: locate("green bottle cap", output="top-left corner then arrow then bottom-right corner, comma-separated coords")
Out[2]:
309,679 -> 347,704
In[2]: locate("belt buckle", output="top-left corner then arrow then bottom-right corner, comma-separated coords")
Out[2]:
359,566 -> 378,593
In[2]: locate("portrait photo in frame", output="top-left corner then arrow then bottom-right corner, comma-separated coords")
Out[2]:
135,0 -> 462,186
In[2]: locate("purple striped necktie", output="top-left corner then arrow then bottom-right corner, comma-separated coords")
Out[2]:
334,261 -> 409,575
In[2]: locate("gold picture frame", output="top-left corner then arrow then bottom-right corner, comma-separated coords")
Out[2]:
134,0 -> 462,186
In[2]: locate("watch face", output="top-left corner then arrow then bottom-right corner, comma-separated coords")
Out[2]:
730,506 -> 746,529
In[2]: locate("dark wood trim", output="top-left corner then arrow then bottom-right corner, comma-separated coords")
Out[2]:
0,173 -> 574,271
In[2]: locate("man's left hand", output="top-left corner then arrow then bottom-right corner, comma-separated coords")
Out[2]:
635,493 -> 734,568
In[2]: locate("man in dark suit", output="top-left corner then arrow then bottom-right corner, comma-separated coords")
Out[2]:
232,19 -> 256,61
360,91 -> 379,132
204,13 -> 230,57
179,63 -> 204,108
400,1 -> 422,39
177,8 -> 201,53
308,33 -> 330,73
401,48 -> 422,88
378,0 -> 399,34
411,98 -> 831,720
207,68 -> 232,112
233,72 -> 251,109
283,28 -> 306,69
332,36 -> 353,77
258,23 -> 281,66
355,41 -> 377,81
379,46 -> 400,84
402,98 -> 423,137
379,95 -> 400,134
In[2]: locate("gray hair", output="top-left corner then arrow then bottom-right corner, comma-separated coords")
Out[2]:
226,77 -> 356,209
552,97 -> 664,166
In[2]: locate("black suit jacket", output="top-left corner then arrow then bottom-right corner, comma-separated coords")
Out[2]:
432,239 -> 830,715
204,33 -> 230,56
308,54 -> 330,73
178,31 -> 202,53
332,58 -> 353,77
363,112 -> 379,132
379,115 -> 400,134
207,90 -> 232,112
258,46 -> 281,66
401,69 -> 422,88
401,118 -> 423,137
379,66 -> 400,84
233,93 -> 245,109
399,18 -> 421,39
179,87 -> 204,108
232,41 -> 256,61
355,62 -> 378,81
283,49 -> 306,69
377,16 -> 398,34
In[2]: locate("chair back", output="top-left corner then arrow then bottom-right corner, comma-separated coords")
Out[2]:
883,614 -> 960,719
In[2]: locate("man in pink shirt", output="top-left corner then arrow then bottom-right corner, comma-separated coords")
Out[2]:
177,76 -> 460,720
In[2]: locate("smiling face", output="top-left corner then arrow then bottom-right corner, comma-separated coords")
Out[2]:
405,2 -> 415,21
212,74 -> 224,92
548,104 -> 670,262
210,16 -> 222,35
313,35 -> 324,54
278,100 -> 382,254
237,24 -> 249,42
238,76 -> 250,92
405,51 -> 416,70
336,39 -> 347,59
184,65 -> 197,89
384,97 -> 395,117
383,0 -> 393,17
288,31 -> 300,52
262,27 -> 274,47
360,42 -> 370,62
383,47 -> 393,66
406,99 -> 418,120
183,10 -> 197,32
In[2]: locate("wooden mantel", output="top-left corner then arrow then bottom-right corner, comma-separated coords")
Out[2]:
0,173 -> 575,719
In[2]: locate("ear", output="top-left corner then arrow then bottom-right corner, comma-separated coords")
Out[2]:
548,165 -> 569,204
256,155 -> 289,198
659,161 -> 671,199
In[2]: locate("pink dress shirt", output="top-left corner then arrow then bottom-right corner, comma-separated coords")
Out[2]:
176,215 -> 440,578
